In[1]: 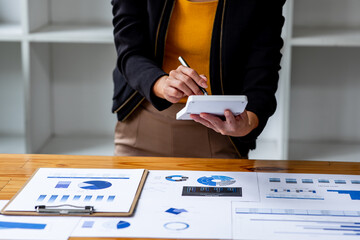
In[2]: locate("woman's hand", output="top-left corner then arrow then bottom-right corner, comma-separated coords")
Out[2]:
152,65 -> 208,103
190,110 -> 259,137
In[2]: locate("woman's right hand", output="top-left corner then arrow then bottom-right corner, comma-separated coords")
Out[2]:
152,65 -> 208,103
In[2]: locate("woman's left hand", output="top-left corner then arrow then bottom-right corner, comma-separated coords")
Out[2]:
190,110 -> 259,137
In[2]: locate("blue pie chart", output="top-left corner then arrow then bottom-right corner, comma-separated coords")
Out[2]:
78,180 -> 112,190
117,221 -> 130,229
197,175 -> 236,186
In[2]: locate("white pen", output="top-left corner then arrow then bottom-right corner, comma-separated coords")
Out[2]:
178,56 -> 208,96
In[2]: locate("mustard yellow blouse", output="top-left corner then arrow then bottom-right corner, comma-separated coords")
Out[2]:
162,0 -> 218,102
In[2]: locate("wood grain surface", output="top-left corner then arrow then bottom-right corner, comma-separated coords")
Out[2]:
0,154 -> 359,240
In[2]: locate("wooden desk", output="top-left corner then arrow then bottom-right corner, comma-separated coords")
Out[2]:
1,154 -> 360,240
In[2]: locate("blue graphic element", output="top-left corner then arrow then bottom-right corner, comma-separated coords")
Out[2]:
37,195 -> 46,202
302,179 -> 314,184
60,195 -> 70,202
197,175 -> 235,186
78,180 -> 112,190
351,180 -> 360,184
164,222 -> 189,231
107,196 -> 115,202
84,195 -> 92,201
166,175 -> 188,182
73,195 -> 81,201
166,208 -> 188,215
286,178 -> 297,184
318,179 -> 330,183
269,178 -> 280,183
82,221 -> 94,228
117,221 -> 130,229
48,195 -> 58,203
0,221 -> 46,230
335,180 -> 346,184
327,190 -> 360,200
55,181 -> 71,188
96,195 -> 104,201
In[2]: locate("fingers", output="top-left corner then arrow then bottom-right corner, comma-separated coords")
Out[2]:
154,64 -> 209,104
179,66 -> 208,88
191,114 -> 220,133
169,69 -> 201,96
174,65 -> 208,94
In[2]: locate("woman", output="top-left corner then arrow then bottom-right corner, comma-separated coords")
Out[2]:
111,0 -> 285,158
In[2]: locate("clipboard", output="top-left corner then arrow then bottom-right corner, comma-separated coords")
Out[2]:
1,168 -> 148,217
176,95 -> 248,120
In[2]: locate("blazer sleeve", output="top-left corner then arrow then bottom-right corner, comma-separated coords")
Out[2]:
111,0 -> 172,110
240,0 -> 285,141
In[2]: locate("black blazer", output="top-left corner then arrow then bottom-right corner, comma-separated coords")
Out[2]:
111,0 -> 285,156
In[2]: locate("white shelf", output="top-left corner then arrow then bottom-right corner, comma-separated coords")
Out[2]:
29,24 -> 113,43
292,27 -> 360,47
0,23 -> 22,41
289,140 -> 360,162
0,136 -> 26,154
39,136 -> 114,156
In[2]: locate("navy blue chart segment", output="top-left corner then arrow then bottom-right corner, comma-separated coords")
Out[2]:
197,175 -> 236,186
0,221 -> 46,230
165,175 -> 189,182
78,181 -> 112,190
117,221 -> 131,229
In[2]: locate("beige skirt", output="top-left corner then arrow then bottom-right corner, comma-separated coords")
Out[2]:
114,100 -> 242,159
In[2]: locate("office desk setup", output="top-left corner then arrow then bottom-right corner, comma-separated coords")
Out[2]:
0,154 -> 360,240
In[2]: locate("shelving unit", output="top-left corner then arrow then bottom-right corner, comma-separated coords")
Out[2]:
27,0 -> 113,43
0,0 -> 115,155
1,0 -> 359,162
285,0 -> 360,162
0,0 -> 23,41
0,42 -> 25,153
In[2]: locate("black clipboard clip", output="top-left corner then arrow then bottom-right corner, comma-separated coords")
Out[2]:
35,204 -> 94,215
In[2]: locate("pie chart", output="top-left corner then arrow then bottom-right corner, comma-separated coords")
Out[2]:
78,180 -> 112,190
165,175 -> 189,182
197,175 -> 236,186
117,221 -> 130,229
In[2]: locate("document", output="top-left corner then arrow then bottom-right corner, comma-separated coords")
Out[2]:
0,200 -> 80,240
71,170 -> 260,239
232,172 -> 360,239
232,201 -> 360,240
176,95 -> 248,120
3,170 -> 359,239
2,168 -> 147,215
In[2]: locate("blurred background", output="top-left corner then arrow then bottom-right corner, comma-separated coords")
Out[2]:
1,0 -> 360,162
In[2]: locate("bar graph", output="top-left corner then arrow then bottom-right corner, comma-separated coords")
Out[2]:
233,207 -> 360,240
36,194 -> 116,203
266,177 -> 360,185
235,208 -> 360,217
267,188 -> 324,200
